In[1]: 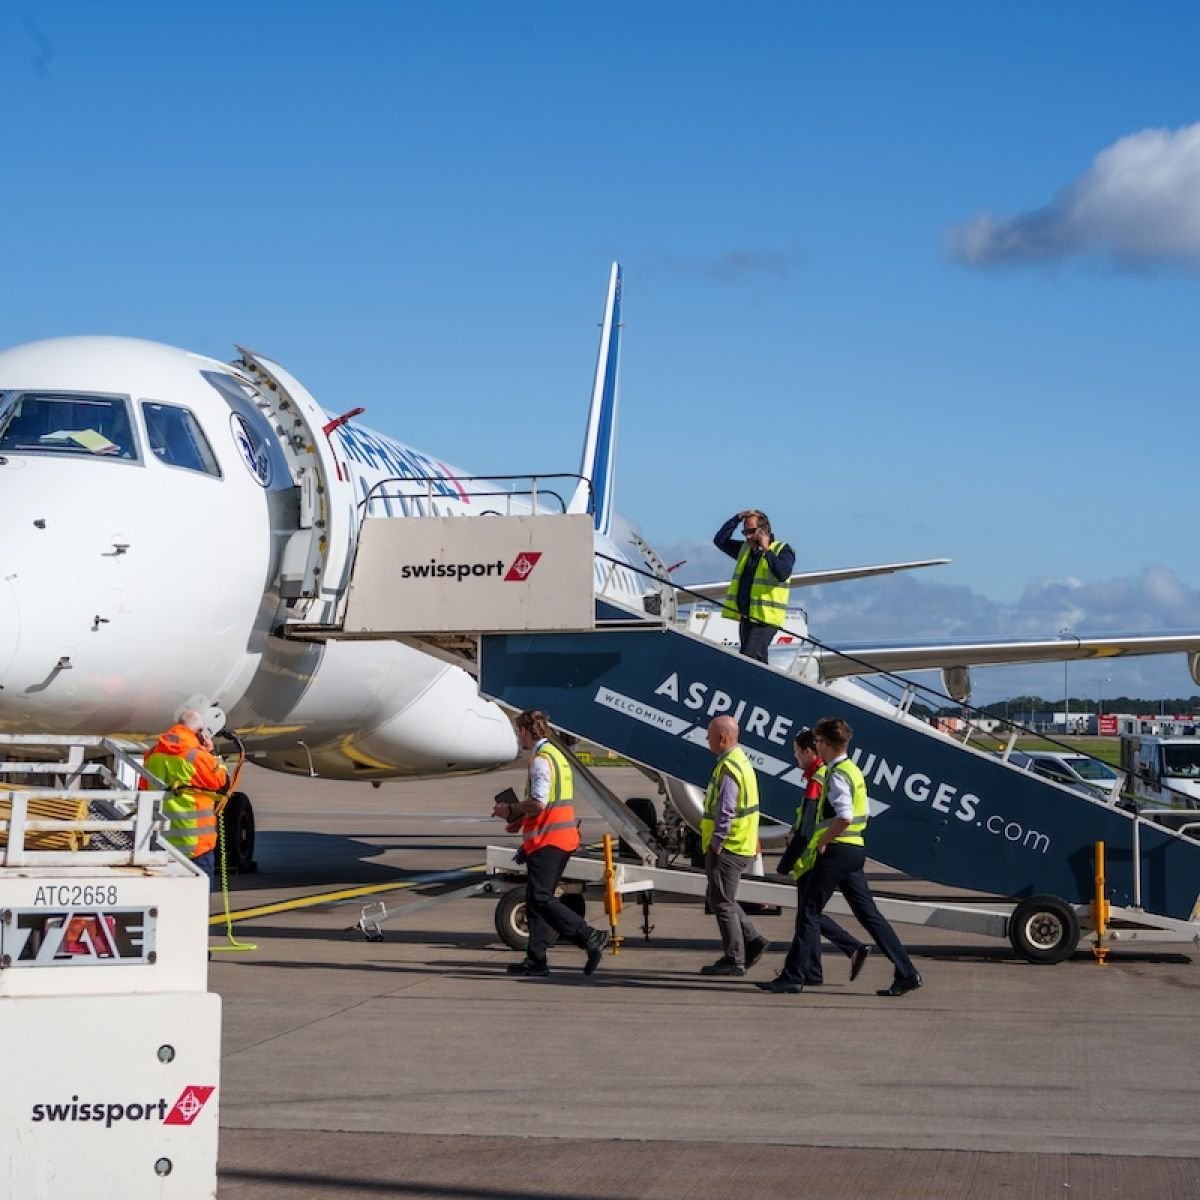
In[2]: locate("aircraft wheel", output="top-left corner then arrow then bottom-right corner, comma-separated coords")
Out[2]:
221,792 -> 257,874
1008,894 -> 1080,964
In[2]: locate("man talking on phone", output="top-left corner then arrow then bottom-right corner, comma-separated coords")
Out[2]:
713,509 -> 795,662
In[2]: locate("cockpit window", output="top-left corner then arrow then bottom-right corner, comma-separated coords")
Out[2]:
140,401 -> 221,477
0,392 -> 139,460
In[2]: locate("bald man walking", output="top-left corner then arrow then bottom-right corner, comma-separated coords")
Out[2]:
699,715 -> 769,976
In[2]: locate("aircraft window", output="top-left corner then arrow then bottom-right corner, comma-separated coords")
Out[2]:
141,402 -> 221,477
0,392 -> 139,460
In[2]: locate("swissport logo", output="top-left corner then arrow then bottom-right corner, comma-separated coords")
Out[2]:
164,1085 -> 215,1126
398,550 -> 544,583
30,1085 -> 215,1129
504,552 -> 542,582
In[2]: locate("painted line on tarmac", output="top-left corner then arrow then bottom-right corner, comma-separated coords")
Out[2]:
208,863 -> 488,926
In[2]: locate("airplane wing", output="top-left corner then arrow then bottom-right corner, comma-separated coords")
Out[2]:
816,633 -> 1200,700
819,633 -> 1200,676
682,558 -> 951,603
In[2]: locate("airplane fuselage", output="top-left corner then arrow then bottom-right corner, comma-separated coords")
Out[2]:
0,335 -> 648,778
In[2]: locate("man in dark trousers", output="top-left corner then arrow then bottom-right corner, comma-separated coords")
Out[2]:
771,727 -> 870,985
493,709 -> 608,977
758,716 -> 922,997
713,510 -> 795,661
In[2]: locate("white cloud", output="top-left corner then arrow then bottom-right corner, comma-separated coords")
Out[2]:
947,123 -> 1200,272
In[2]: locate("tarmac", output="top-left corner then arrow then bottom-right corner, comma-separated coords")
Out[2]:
210,764 -> 1200,1199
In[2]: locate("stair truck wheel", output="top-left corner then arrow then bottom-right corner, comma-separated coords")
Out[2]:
1008,894 -> 1081,964
494,887 -> 582,951
495,887 -> 530,951
221,791 -> 257,874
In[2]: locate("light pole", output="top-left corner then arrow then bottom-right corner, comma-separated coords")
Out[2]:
1060,627 -> 1072,734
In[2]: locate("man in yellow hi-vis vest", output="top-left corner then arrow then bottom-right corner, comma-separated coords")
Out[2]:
758,717 -> 922,997
771,727 -> 869,985
698,715 -> 770,976
713,509 -> 795,662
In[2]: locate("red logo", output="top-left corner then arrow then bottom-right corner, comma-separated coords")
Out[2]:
163,1086 -> 215,1126
504,552 -> 542,582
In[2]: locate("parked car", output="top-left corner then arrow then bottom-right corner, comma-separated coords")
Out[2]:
1010,750 -> 1124,798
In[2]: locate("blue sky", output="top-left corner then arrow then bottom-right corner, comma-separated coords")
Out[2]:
5,3 -> 1199,704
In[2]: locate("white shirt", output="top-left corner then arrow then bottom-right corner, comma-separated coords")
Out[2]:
528,739 -> 551,806
824,754 -> 856,821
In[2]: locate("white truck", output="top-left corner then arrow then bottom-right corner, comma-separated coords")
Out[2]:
1119,734 -> 1200,832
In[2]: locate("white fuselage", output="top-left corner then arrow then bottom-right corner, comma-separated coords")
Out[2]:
0,336 -> 650,779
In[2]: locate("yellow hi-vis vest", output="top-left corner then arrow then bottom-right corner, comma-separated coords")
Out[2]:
722,539 -> 790,627
520,741 -> 581,855
788,762 -> 825,881
145,748 -> 220,859
701,745 -> 760,856
792,758 -> 869,879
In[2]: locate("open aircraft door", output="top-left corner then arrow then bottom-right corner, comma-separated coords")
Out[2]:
234,347 -> 358,627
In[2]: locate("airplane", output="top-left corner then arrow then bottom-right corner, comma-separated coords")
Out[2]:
4,261 -> 1200,870
0,264 -> 675,866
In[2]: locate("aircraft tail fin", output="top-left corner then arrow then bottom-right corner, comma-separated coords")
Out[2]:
568,262 -> 622,535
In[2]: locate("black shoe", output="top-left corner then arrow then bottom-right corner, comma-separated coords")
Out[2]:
507,959 -> 550,977
755,976 -> 804,994
877,972 -> 922,997
583,929 -> 609,976
699,958 -> 746,976
745,938 -> 769,969
849,945 -> 870,982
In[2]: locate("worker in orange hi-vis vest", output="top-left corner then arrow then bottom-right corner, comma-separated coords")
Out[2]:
142,709 -> 228,887
492,709 -> 608,978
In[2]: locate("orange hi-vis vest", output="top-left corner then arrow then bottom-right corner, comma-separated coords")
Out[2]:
520,740 -> 581,855
142,724 -> 226,859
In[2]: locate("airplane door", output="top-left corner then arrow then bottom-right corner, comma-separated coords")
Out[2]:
233,348 -> 357,626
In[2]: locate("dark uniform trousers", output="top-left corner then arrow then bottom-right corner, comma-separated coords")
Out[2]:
781,842 -> 918,985
738,618 -> 776,663
525,845 -> 589,966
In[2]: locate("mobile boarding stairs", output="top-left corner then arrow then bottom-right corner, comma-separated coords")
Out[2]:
283,501 -> 1200,965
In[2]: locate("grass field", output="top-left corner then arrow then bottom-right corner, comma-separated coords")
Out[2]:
1016,736 -> 1121,766
960,736 -> 1122,767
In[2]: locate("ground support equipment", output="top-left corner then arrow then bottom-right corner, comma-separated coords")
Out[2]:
482,844 -> 1200,964
0,735 -> 220,1200
278,508 -> 1200,964
475,625 -> 1200,961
